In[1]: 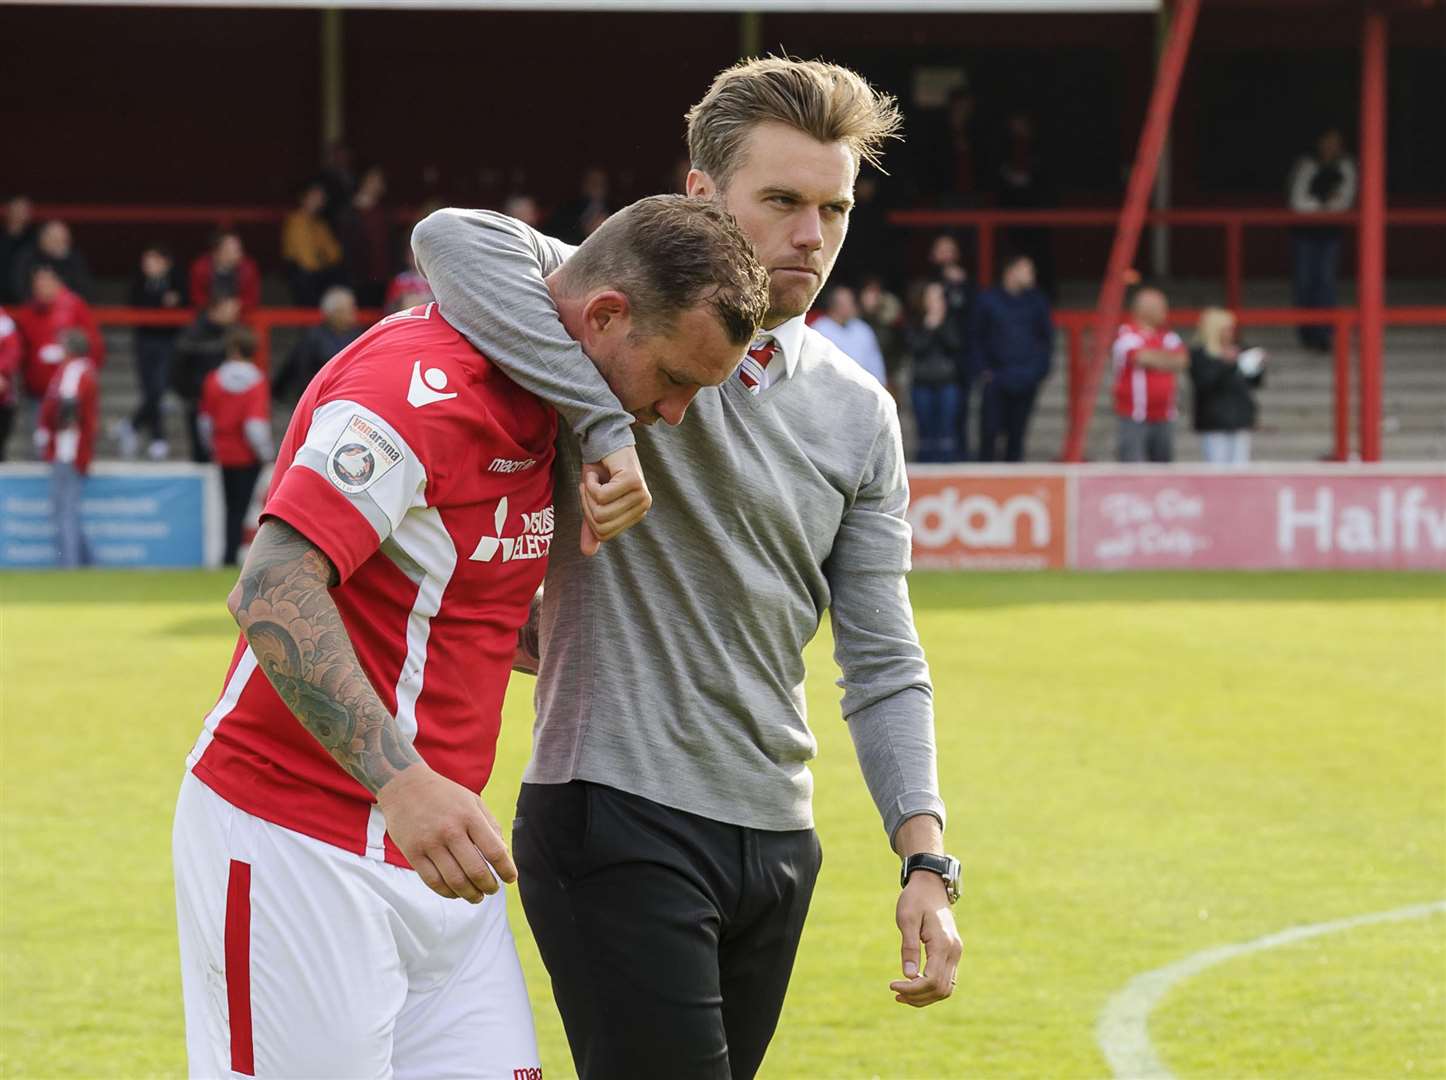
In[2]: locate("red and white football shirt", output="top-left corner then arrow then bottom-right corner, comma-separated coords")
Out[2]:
187,302 -> 558,868
1112,321 -> 1184,423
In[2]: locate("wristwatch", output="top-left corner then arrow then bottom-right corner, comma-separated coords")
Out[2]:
900,853 -> 962,904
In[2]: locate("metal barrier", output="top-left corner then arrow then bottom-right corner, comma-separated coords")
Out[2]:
1053,306 -> 1446,464
92,306 -> 383,375
886,207 -> 1446,312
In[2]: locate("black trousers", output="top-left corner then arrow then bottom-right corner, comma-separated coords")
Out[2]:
131,337 -> 174,442
979,381 -> 1039,463
514,781 -> 822,1080
220,464 -> 261,565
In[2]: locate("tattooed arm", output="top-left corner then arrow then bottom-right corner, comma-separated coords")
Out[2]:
228,519 -> 517,902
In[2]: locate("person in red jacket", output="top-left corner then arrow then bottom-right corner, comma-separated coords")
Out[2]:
0,305 -> 21,460
13,266 -> 105,401
189,230 -> 262,312
198,326 -> 273,565
36,329 -> 100,568
1112,286 -> 1186,463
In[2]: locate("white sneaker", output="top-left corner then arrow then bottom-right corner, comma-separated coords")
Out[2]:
146,439 -> 170,461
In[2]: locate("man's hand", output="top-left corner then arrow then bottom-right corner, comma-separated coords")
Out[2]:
890,871 -> 964,1007
375,763 -> 518,904
578,444 -> 652,556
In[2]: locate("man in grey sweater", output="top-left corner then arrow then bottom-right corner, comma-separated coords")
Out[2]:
413,57 -> 962,1080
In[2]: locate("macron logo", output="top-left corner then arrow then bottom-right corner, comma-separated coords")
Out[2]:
408,361 -> 458,408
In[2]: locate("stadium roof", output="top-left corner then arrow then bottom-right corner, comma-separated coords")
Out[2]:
11,1 -> 1162,10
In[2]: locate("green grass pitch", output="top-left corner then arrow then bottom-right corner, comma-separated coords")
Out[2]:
2,569 -> 1443,1078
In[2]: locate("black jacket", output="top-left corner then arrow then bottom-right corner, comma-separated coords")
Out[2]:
905,319 -> 968,387
129,267 -> 186,346
1189,345 -> 1263,432
272,323 -> 363,401
174,315 -> 231,400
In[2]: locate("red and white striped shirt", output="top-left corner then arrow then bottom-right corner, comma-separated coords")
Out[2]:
188,303 -> 557,867
1112,321 -> 1184,423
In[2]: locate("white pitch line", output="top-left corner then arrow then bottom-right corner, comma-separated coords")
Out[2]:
1096,898 -> 1446,1079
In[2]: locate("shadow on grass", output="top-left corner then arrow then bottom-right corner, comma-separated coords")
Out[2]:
2,568 -> 1442,612
906,570 -> 1446,610
0,569 -> 235,606
156,615 -> 240,638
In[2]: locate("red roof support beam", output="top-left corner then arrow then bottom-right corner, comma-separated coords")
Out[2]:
1063,0 -> 1200,463
1358,5 -> 1388,463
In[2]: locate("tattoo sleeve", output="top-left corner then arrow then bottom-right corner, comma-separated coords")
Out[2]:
228,519 -> 422,794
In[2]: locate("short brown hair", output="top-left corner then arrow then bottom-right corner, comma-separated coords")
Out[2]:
224,325 -> 257,360
686,56 -> 903,187
559,194 -> 768,346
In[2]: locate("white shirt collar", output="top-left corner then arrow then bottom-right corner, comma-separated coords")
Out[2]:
754,315 -> 806,382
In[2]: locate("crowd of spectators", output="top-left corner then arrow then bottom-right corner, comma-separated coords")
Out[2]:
3,114 -> 1344,498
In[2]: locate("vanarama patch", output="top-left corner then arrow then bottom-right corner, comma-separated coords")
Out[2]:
326,413 -> 405,495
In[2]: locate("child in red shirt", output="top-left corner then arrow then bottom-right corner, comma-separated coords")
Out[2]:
198,326 -> 273,565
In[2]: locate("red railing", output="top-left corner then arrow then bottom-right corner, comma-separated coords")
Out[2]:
887,207 -> 1446,312
92,306 -> 383,375
90,302 -> 1446,463
1053,305 -> 1446,463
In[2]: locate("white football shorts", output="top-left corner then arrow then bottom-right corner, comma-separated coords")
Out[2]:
172,772 -> 542,1079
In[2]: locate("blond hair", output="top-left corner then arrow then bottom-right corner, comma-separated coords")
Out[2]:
559,194 -> 769,346
685,56 -> 903,186
1196,307 -> 1237,355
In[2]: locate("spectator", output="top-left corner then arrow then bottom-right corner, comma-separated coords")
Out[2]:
858,276 -> 907,384
1112,286 -> 1186,463
121,245 -> 185,460
973,254 -> 1053,463
915,86 -> 979,204
190,231 -> 262,312
928,234 -> 975,457
1190,307 -> 1267,467
996,111 -> 1056,298
811,285 -> 887,385
12,220 -> 95,301
0,306 -> 20,458
271,286 -> 362,402
282,183 -> 344,307
175,295 -> 242,463
318,141 -> 358,231
905,280 -> 969,462
1288,127 -> 1357,352
36,329 -> 99,568
198,326 -> 273,566
859,275 -> 913,452
545,167 -> 611,245
384,246 -> 433,313
343,167 -> 391,308
13,266 -> 105,403
1,196 -> 37,304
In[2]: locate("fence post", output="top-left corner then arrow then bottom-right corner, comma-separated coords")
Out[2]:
1225,219 -> 1243,312
1333,314 -> 1352,461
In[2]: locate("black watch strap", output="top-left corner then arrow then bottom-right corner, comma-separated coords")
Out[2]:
900,852 -> 962,904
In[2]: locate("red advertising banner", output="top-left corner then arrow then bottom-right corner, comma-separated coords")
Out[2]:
1073,469 -> 1446,570
906,471 -> 1067,569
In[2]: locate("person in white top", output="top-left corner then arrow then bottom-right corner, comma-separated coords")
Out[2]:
1287,127 -> 1357,352
811,283 -> 888,386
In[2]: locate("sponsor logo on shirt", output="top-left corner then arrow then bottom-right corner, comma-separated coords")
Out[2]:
469,496 -> 554,563
487,456 -> 538,474
326,414 -> 404,495
408,359 -> 459,408
512,1069 -> 544,1080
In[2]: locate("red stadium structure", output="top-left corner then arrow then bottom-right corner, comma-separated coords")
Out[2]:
11,0 -> 1445,464
890,0 -> 1445,464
